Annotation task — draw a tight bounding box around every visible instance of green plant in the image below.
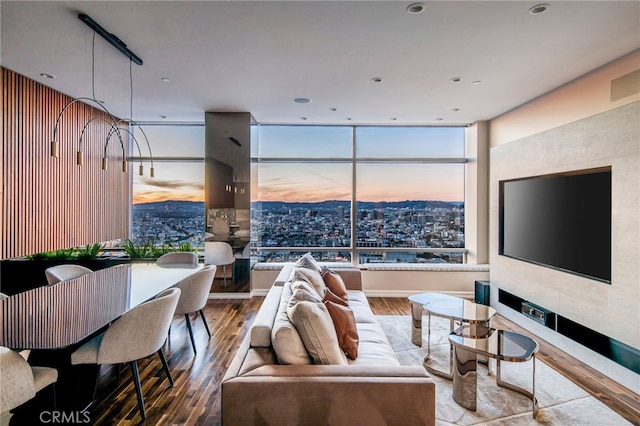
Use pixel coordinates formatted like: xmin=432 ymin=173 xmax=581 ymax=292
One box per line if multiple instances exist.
xmin=123 ymin=239 xmax=154 ymax=259
xmin=177 ymin=241 xmax=195 ymax=252
xmin=151 ymin=243 xmax=174 ymax=258
xmin=74 ymin=243 xmax=104 ymax=259
xmin=37 ymin=248 xmax=75 ymax=260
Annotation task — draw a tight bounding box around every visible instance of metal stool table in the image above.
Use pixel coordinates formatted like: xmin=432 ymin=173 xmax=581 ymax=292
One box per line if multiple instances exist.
xmin=449 ymin=326 xmax=539 ymax=418
xmin=408 ymin=293 xmax=496 ymax=379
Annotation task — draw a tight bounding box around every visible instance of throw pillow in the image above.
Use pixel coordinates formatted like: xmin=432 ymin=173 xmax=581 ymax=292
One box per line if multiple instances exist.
xmin=289 ymin=280 xmax=323 ymax=305
xmin=294 ymin=252 xmax=322 ymax=273
xmin=272 ymin=282 xmax=312 ymax=365
xmin=287 ymin=300 xmax=347 ymax=365
xmin=324 ymin=300 xmax=359 ymax=360
xmin=322 ymin=287 xmax=348 ymax=307
xmin=320 ymin=266 xmax=349 ymax=303
xmin=293 ymin=267 xmax=326 ymax=298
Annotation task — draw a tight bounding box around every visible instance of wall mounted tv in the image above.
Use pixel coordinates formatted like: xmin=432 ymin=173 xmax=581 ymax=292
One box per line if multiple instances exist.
xmin=499 ymin=167 xmax=611 ymax=284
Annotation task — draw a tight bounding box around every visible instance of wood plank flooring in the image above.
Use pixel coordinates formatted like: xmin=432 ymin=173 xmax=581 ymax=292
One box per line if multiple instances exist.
xmin=89 ymin=297 xmax=639 ymax=425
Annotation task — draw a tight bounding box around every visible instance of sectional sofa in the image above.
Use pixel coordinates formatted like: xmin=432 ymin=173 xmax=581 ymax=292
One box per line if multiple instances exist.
xmin=221 ymin=257 xmax=435 ymax=425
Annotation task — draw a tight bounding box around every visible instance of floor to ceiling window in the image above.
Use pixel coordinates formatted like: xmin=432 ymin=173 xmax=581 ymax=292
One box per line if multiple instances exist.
xmin=253 ymin=125 xmax=466 ymax=264
xmin=131 ymin=124 xmax=205 ymax=248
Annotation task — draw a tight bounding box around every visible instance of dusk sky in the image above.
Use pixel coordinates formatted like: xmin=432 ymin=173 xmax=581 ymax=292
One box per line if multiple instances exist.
xmin=133 ymin=125 xmax=464 ymax=204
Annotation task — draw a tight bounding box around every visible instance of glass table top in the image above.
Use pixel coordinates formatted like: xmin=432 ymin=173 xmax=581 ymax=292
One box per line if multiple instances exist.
xmin=449 ymin=326 xmax=539 ymax=362
xmin=409 ymin=293 xmax=496 ymax=323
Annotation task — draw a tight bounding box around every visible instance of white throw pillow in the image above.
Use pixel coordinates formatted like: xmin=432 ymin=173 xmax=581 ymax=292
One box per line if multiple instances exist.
xmin=294 ymin=252 xmax=322 ymax=273
xmin=287 ymin=300 xmax=347 ymax=365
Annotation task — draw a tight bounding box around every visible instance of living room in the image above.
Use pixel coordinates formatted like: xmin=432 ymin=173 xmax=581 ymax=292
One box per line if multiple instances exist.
xmin=1 ymin=1 xmax=638 ymax=425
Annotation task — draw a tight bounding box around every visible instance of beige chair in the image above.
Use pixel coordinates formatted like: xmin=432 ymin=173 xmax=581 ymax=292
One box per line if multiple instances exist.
xmin=156 ymin=252 xmax=198 ymax=267
xmin=204 ymin=242 xmax=235 ymax=288
xmin=211 ymin=219 xmax=230 ymax=236
xmin=70 ymin=288 xmax=181 ymax=421
xmin=44 ymin=264 xmax=92 ymax=285
xmin=173 ymin=266 xmax=217 ymax=354
xmin=0 ymin=346 xmax=58 ymax=414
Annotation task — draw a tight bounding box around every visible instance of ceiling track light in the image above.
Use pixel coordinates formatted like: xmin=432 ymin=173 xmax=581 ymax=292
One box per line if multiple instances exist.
xmin=78 ymin=14 xmax=143 ymax=65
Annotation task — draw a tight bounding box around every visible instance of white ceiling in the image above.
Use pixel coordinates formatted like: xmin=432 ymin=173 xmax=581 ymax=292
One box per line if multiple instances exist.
xmin=1 ymin=1 xmax=639 ymax=125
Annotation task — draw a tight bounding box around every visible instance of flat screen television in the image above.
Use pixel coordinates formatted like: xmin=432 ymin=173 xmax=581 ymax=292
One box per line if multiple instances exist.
xmin=499 ymin=167 xmax=611 ymax=283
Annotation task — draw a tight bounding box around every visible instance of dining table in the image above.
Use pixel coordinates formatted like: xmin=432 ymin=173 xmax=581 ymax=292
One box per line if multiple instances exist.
xmin=0 ymin=262 xmax=204 ymax=414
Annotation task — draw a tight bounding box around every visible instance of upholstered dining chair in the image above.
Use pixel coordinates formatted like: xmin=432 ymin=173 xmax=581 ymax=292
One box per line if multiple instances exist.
xmin=211 ymin=219 xmax=230 ymax=236
xmin=0 ymin=292 xmax=8 ymax=300
xmin=0 ymin=346 xmax=58 ymax=415
xmin=44 ymin=264 xmax=92 ymax=285
xmin=204 ymin=242 xmax=235 ymax=288
xmin=172 ymin=265 xmax=217 ymax=354
xmin=70 ymin=287 xmax=181 ymax=421
xmin=156 ymin=251 xmax=199 ymax=267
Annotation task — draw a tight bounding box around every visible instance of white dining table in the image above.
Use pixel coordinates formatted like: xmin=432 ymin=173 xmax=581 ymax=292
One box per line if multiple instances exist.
xmin=0 ymin=262 xmax=203 ymax=349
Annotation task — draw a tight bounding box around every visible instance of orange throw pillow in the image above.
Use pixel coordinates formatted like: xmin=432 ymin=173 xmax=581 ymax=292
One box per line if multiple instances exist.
xmin=324 ymin=300 xmax=359 ymax=360
xmin=322 ymin=287 xmax=348 ymax=307
xmin=320 ymin=267 xmax=348 ymax=303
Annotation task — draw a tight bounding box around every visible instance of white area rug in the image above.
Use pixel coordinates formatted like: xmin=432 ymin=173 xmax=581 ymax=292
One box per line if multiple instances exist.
xmin=377 ymin=315 xmax=631 ymax=426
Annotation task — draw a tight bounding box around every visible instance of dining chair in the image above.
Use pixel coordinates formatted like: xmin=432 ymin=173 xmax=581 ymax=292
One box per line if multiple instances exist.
xmin=0 ymin=346 xmax=58 ymax=414
xmin=70 ymin=287 xmax=181 ymax=421
xmin=0 ymin=292 xmax=8 ymax=299
xmin=173 ymin=265 xmax=217 ymax=354
xmin=204 ymin=242 xmax=235 ymax=288
xmin=44 ymin=264 xmax=92 ymax=285
xmin=233 ymin=243 xmax=251 ymax=277
xmin=211 ymin=219 xmax=230 ymax=236
xmin=156 ymin=251 xmax=199 ymax=267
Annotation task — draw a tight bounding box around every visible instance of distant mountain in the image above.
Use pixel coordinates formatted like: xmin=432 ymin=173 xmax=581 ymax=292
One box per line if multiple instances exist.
xmin=132 ymin=199 xmax=462 ymax=212
xmin=133 ymin=200 xmax=205 ymax=214
xmin=252 ymin=200 xmax=462 ymax=211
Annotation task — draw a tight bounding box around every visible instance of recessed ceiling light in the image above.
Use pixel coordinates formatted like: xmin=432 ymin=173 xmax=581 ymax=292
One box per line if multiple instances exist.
xmin=40 ymin=73 xmax=55 ymax=79
xmin=371 ymin=77 xmax=383 ymax=83
xmin=345 ymin=117 xmax=352 ymax=121
xmin=329 ymin=107 xmax=337 ymax=112
xmin=472 ymin=80 xmax=482 ymax=85
xmin=450 ymin=77 xmax=462 ymax=83
xmin=300 ymin=116 xmax=307 ymax=120
xmin=161 ymin=77 xmax=171 ymax=82
xmin=451 ymin=108 xmax=460 ymax=112
xmin=435 ymin=118 xmax=443 ymax=121
xmin=390 ymin=117 xmax=397 ymax=121
xmin=294 ymin=97 xmax=311 ymax=104
xmin=159 ymin=115 xmax=167 ymax=119
xmin=529 ymin=3 xmax=550 ymax=15
xmin=406 ymin=3 xmax=425 ymax=14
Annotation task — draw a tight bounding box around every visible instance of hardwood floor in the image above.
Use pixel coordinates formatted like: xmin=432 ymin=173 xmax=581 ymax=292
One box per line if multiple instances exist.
xmin=89 ymin=297 xmax=640 ymax=425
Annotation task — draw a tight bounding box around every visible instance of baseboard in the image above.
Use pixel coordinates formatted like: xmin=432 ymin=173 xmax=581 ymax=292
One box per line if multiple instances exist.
xmin=363 ymin=290 xmax=474 ymax=299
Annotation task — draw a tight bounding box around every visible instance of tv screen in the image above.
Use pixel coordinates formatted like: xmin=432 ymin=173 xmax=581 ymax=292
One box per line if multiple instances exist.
xmin=499 ymin=168 xmax=611 ymax=283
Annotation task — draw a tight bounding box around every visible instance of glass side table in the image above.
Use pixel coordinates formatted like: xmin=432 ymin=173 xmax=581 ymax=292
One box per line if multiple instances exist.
xmin=408 ymin=293 xmax=496 ymax=379
xmin=449 ymin=326 xmax=539 ymax=418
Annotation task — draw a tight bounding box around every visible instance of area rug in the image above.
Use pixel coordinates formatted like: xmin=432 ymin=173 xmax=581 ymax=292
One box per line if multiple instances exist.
xmin=377 ymin=315 xmax=631 ymax=426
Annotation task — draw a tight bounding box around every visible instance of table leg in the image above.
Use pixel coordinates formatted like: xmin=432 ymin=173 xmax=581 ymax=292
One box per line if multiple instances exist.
xmin=410 ymin=301 xmax=423 ymax=346
xmin=496 ymin=355 xmax=539 ymax=418
xmin=451 ymin=345 xmax=478 ymax=411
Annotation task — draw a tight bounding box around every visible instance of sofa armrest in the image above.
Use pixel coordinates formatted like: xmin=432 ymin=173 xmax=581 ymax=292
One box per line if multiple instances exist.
xmin=222 ymin=365 xmax=435 ymax=426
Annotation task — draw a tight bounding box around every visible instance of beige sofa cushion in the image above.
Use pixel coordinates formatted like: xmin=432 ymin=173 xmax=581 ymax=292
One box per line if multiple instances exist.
xmin=287 ymin=300 xmax=347 ymax=365
xmin=293 ymin=267 xmax=326 ymax=297
xmin=348 ymin=323 xmax=401 ymax=367
xmin=271 ymin=282 xmax=312 ymax=365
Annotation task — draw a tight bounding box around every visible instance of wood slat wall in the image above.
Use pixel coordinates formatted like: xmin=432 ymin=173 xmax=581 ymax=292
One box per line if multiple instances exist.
xmin=1 ymin=68 xmax=130 ymax=259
